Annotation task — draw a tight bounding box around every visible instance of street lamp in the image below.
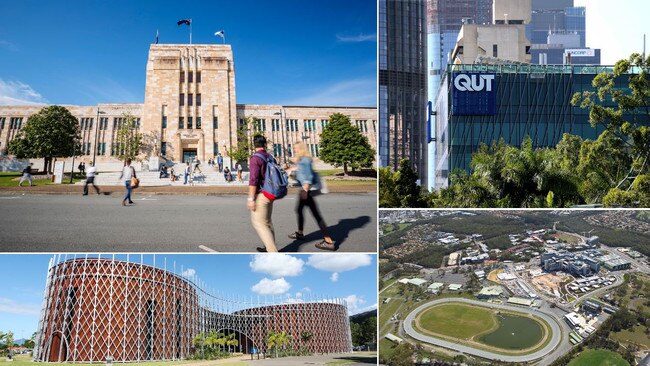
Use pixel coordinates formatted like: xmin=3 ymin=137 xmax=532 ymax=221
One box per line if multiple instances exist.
xmin=92 ymin=108 xmax=106 ymax=166
xmin=273 ymin=110 xmax=287 ymax=164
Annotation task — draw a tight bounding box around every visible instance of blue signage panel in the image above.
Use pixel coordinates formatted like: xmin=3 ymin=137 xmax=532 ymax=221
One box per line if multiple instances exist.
xmin=451 ymin=73 xmax=497 ymax=115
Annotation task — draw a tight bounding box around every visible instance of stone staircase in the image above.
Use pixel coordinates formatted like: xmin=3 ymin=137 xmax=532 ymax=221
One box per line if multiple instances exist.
xmin=77 ymin=164 xmax=248 ymax=187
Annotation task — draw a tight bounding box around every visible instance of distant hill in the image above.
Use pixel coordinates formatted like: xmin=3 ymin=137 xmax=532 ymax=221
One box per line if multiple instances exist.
xmin=350 ymin=309 xmax=376 ymax=322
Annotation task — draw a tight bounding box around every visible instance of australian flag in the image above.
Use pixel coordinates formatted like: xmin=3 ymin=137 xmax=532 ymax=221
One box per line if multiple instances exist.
xmin=177 ymin=19 xmax=191 ymax=26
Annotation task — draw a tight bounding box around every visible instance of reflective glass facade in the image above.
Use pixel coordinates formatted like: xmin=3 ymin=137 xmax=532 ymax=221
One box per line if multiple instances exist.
xmin=426 ymin=0 xmax=492 ymax=188
xmin=433 ymin=64 xmax=650 ymax=189
xmin=379 ymin=0 xmax=428 ymax=183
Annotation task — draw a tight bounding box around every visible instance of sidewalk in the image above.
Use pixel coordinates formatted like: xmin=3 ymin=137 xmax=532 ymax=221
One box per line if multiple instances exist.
xmin=0 ymin=183 xmax=376 ymax=195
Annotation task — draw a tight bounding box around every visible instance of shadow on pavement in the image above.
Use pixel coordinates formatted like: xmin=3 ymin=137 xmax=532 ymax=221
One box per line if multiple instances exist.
xmin=279 ymin=215 xmax=372 ymax=252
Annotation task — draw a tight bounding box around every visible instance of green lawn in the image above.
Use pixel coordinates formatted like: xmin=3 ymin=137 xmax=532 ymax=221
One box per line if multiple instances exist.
xmin=416 ymin=303 xmax=496 ymax=339
xmin=0 ymin=172 xmax=83 ymax=186
xmin=567 ymin=349 xmax=630 ymax=366
xmin=0 ymin=354 xmax=244 ymax=366
xmin=611 ymin=325 xmax=650 ymax=349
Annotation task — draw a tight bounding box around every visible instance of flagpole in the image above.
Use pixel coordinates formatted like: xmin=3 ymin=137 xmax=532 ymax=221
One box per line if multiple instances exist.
xmin=190 ymin=19 xmax=192 ymax=44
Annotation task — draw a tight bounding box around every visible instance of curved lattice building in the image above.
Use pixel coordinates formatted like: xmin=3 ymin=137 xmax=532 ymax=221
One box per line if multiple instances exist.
xmin=33 ymin=256 xmax=352 ymax=363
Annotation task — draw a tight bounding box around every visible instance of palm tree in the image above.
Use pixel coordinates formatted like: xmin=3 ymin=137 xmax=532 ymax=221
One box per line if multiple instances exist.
xmin=225 ymin=333 xmax=239 ymax=353
xmin=300 ymin=331 xmax=312 ymax=351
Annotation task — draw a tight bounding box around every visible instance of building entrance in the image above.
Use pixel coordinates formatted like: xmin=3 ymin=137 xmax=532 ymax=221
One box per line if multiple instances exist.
xmin=182 ymin=149 xmax=197 ymax=163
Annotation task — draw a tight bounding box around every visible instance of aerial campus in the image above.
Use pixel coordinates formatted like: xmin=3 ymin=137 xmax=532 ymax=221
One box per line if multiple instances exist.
xmin=379 ymin=210 xmax=650 ymax=366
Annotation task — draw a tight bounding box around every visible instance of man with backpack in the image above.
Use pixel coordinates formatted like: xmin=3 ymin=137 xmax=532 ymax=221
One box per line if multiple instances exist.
xmin=248 ymin=135 xmax=287 ymax=252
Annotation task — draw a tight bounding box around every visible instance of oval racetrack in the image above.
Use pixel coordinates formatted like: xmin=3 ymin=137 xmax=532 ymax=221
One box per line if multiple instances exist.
xmin=403 ymin=298 xmax=563 ymax=363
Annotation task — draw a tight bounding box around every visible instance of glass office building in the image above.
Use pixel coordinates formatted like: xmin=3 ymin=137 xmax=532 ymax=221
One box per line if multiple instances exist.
xmin=379 ymin=0 xmax=428 ymax=183
xmin=432 ymin=64 xmax=650 ymax=189
xmin=426 ymin=0 xmax=492 ymax=188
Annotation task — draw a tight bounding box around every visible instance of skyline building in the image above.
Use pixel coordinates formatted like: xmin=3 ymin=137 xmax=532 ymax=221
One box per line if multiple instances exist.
xmin=426 ymin=0 xmax=492 ymax=189
xmin=379 ymin=0 xmax=428 ymax=184
xmin=432 ymin=64 xmax=650 ymax=189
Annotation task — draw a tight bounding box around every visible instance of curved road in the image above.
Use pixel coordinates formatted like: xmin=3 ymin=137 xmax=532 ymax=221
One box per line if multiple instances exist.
xmin=403 ymin=298 xmax=563 ymax=363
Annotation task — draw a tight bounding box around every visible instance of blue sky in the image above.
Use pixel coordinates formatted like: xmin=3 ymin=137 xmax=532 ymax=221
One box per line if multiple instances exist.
xmin=0 ymin=254 xmax=377 ymax=340
xmin=574 ymin=0 xmax=650 ymax=65
xmin=0 ymin=0 xmax=376 ymax=107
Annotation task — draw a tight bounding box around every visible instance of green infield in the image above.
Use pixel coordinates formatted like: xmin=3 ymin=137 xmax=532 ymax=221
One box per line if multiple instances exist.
xmin=413 ymin=301 xmax=551 ymax=355
xmin=567 ymin=348 xmax=630 ymax=366
xmin=417 ymin=303 xmax=497 ymax=339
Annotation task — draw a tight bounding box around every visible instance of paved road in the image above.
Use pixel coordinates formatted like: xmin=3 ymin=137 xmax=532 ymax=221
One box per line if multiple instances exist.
xmin=246 ymin=352 xmax=377 ymax=365
xmin=403 ymin=298 xmax=563 ymax=364
xmin=0 ymin=193 xmax=376 ymax=252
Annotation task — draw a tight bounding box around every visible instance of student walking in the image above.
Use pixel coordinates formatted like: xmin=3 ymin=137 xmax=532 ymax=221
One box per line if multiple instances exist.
xmin=248 ymin=135 xmax=278 ymax=253
xmin=217 ymin=153 xmax=224 ymax=172
xmin=78 ymin=162 xmax=86 ymax=176
xmin=236 ymin=162 xmax=243 ymax=182
xmin=83 ymin=163 xmax=100 ymax=195
xmin=18 ymin=163 xmax=34 ymax=186
xmin=184 ymin=162 xmax=191 ymax=184
xmin=288 ymin=142 xmax=335 ymax=250
xmin=119 ymin=159 xmax=136 ymax=206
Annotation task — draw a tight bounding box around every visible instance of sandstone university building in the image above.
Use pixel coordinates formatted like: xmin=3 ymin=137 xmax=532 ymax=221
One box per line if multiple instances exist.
xmin=0 ymin=44 xmax=376 ymax=168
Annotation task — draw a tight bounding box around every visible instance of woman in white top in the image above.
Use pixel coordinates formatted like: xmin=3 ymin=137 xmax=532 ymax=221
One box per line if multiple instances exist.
xmin=119 ymin=158 xmax=136 ymax=206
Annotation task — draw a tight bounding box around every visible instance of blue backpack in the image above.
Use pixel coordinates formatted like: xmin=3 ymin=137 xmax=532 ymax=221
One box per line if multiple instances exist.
xmin=253 ymin=153 xmax=288 ymax=201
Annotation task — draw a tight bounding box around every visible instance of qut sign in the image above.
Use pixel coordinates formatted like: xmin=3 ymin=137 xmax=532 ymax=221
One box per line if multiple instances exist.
xmin=452 ymin=72 xmax=497 ymax=115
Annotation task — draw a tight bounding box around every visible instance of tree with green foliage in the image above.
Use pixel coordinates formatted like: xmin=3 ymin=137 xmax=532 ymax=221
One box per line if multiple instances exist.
xmin=266 ymin=331 xmax=291 ymax=358
xmin=319 ymin=113 xmax=375 ymax=174
xmin=388 ymin=342 xmax=414 ymax=366
xmin=113 ymin=113 xmax=143 ymax=163
xmin=7 ymin=105 xmax=80 ymax=173
xmin=228 ymin=117 xmax=264 ymax=167
xmin=572 ymin=52 xmax=650 ymax=206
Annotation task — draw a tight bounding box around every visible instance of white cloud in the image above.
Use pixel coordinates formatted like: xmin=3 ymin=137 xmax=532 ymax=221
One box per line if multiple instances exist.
xmin=181 ymin=268 xmax=196 ymax=278
xmin=0 ymin=79 xmax=48 ymax=106
xmin=330 ymin=272 xmax=339 ymax=282
xmin=307 ymin=254 xmax=373 ymax=273
xmin=287 ymin=78 xmax=376 ymax=107
xmin=251 ymin=277 xmax=291 ymax=295
xmin=302 ymin=287 xmax=311 ymax=292
xmin=250 ymin=254 xmax=304 ymax=277
xmin=336 ymin=33 xmax=377 ymax=43
xmin=342 ymin=295 xmax=378 ymax=315
xmin=0 ymin=298 xmax=41 ymax=315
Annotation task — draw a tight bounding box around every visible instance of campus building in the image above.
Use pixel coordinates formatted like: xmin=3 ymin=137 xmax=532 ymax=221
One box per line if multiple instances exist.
xmin=379 ymin=0 xmax=428 ymax=184
xmin=33 ymin=256 xmax=352 ymax=363
xmin=431 ymin=64 xmax=650 ymax=189
xmin=0 ymin=44 xmax=376 ymax=170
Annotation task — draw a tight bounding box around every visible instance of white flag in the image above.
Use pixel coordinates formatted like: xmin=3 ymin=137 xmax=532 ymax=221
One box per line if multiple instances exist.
xmin=214 ymin=30 xmax=225 ymax=38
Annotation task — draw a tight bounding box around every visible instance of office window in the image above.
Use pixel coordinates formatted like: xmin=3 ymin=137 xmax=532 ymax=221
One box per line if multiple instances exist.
xmin=188 ymin=71 xmax=193 ymax=83
xmin=273 ymin=143 xmax=283 ymax=157
xmin=187 ymin=117 xmax=193 ymax=129
xmin=315 ymin=143 xmax=319 ymax=157
xmin=188 ymin=94 xmax=193 ymax=106
xmin=179 ymin=117 xmax=184 ymax=129
xmin=213 ymin=142 xmax=219 ymax=156
xmin=196 ymin=117 xmax=201 ymax=129
xmin=162 ymin=116 xmax=167 ymax=129
xmin=196 ymin=94 xmax=201 ymax=106
xmin=372 ymin=120 xmax=376 ymax=132
xmin=99 ymin=117 xmax=108 ymax=130
xmin=287 ymin=144 xmax=293 ymax=157
xmin=286 ymin=119 xmax=298 ymax=132
xmin=161 ymin=142 xmax=167 ymax=156
xmin=135 ymin=118 xmax=141 ymax=128
xmin=493 ymin=44 xmax=498 ymax=57
xmin=213 ymin=116 xmax=218 ymax=129
xmin=180 ymin=93 xmax=185 ymax=106
xmin=97 ymin=143 xmax=106 ymax=156
xmin=196 ymin=71 xmax=201 ymax=83
xmin=0 ymin=117 xmax=5 ymax=129
xmin=255 ymin=119 xmax=266 ymax=132
xmin=321 ymin=119 xmax=329 ymax=129
xmin=239 ymin=118 xmax=246 ymax=128
xmin=271 ymin=119 xmax=279 ymax=131
xmin=180 ymin=71 xmax=185 ymax=83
